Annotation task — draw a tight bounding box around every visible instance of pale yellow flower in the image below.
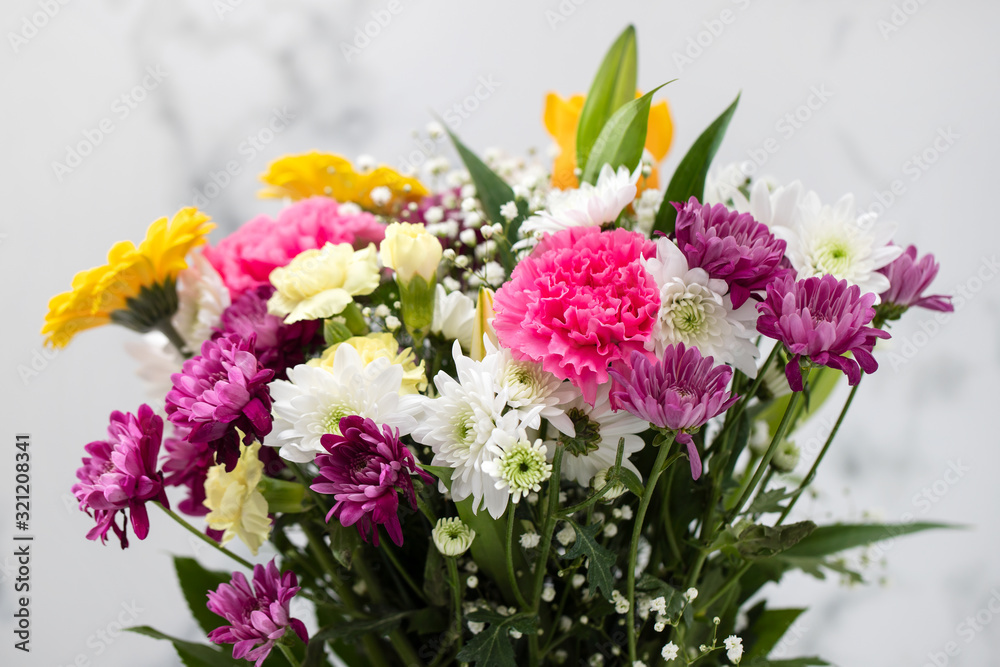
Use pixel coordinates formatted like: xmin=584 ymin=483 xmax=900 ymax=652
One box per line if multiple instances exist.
xmin=310 ymin=332 xmax=427 ymax=394
xmin=268 ymin=242 xmax=380 ymax=323
xmin=379 ymin=222 xmax=443 ymax=283
xmin=204 ymin=441 xmax=271 ymax=555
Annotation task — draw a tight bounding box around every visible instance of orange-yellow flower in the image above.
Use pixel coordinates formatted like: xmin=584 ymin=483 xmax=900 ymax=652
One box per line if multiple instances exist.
xmin=42 ymin=208 xmax=214 ymax=348
xmin=258 ymin=151 xmax=428 ymax=215
xmin=543 ymin=92 xmax=674 ymax=191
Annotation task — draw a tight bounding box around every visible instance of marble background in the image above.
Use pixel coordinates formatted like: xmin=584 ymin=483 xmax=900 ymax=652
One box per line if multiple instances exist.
xmin=2 ymin=0 xmax=998 ymax=665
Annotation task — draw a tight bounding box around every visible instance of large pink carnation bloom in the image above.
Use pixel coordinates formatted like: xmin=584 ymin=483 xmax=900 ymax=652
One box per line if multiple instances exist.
xmin=204 ymin=197 xmax=386 ymax=297
xmin=493 ymin=227 xmax=659 ymax=405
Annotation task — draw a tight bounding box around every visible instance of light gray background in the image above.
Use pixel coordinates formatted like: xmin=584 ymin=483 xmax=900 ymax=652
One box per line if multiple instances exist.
xmin=2 ymin=1 xmax=998 ymax=665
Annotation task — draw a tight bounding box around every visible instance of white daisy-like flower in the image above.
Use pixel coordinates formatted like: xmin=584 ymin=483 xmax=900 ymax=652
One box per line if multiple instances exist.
xmin=267 ymin=345 xmax=419 ymax=463
xmin=772 ymin=189 xmax=903 ymax=296
xmin=643 ymin=237 xmax=759 ymax=376
xmin=482 ymin=413 xmax=552 ymax=503
xmin=172 ymin=251 xmax=231 ymax=351
xmin=519 ymin=164 xmax=639 ymax=240
xmin=481 ymin=339 xmax=577 ymax=432
xmin=431 ymin=284 xmax=475 ymax=350
xmin=549 ymin=384 xmax=648 ymax=487
xmin=724 ymin=635 xmax=743 ymax=664
xmin=411 ymin=342 xmax=532 ymax=518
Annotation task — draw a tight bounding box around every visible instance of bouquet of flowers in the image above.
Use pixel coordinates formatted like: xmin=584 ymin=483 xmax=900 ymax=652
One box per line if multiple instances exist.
xmin=48 ymin=26 xmax=955 ymax=667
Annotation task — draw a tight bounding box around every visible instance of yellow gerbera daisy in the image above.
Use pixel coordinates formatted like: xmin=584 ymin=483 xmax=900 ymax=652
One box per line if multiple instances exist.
xmin=42 ymin=208 xmax=214 ymax=348
xmin=258 ymin=151 xmax=428 ymax=215
xmin=543 ymin=91 xmax=674 ymax=192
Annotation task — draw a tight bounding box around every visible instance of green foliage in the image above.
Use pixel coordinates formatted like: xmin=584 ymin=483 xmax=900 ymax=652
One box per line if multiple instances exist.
xmin=580 ymin=85 xmax=669 ymax=184
xmin=125 ymin=626 xmax=244 ymax=667
xmin=780 ymin=522 xmax=956 ymax=559
xmin=576 ymin=25 xmax=638 ymax=170
xmin=743 ymin=604 xmax=806 ymax=661
xmin=173 ymin=557 xmax=232 ymax=635
xmin=455 ymin=611 xmax=538 ymax=666
xmin=735 ymin=521 xmax=817 ymax=559
xmin=653 ymin=93 xmax=740 ymax=235
xmin=560 ymin=520 xmax=618 ymax=600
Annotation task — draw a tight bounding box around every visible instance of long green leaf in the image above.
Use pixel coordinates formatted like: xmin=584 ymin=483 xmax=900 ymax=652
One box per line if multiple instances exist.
xmin=173 ymin=557 xmax=233 ymax=635
xmin=653 ymin=93 xmax=740 ymax=235
xmin=745 ymin=607 xmax=806 ymax=660
xmin=580 ymin=84 xmax=669 ymax=185
xmin=780 ymin=522 xmax=958 ymax=559
xmin=126 ymin=626 xmax=244 ymax=667
xmin=736 ymin=521 xmax=816 ymax=560
xmin=576 ymin=25 xmax=638 ymax=169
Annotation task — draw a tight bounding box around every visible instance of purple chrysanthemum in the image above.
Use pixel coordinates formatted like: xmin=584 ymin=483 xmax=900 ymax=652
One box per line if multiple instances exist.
xmin=214 ymin=285 xmax=323 ymax=380
xmin=165 ymin=334 xmax=274 ymax=471
xmin=72 ymin=404 xmax=169 ymax=548
xmin=877 ymin=244 xmax=953 ymax=316
xmin=161 ymin=427 xmax=215 ymax=516
xmin=207 ymin=559 xmax=308 ymax=666
xmin=757 ymin=274 xmax=890 ymax=391
xmin=311 ymin=415 xmax=432 ymax=546
xmin=610 ymin=347 xmax=738 ymax=479
xmin=674 ymin=197 xmax=793 ymax=308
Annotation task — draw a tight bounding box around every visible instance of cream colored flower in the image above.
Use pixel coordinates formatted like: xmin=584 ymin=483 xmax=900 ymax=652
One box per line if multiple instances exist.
xmin=204 ymin=441 xmax=271 ymax=555
xmin=268 ymin=242 xmax=380 ymax=323
xmin=379 ymin=222 xmax=443 ymax=283
xmin=309 ymin=332 xmax=427 ymax=394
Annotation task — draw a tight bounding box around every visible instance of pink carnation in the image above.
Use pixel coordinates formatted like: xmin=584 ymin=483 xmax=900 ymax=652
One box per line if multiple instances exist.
xmin=204 ymin=197 xmax=386 ymax=297
xmin=493 ymin=227 xmax=660 ymax=405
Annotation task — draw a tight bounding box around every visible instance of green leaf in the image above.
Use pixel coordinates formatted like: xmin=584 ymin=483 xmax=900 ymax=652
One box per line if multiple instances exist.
xmin=560 ymin=520 xmax=617 ymax=600
xmin=445 ymin=128 xmax=529 ymax=274
xmin=653 ymin=93 xmax=740 ymax=236
xmin=326 ymin=521 xmax=361 ymax=570
xmin=456 ymin=612 xmax=538 ymax=666
xmin=420 ymin=465 xmax=455 ymax=482
xmin=746 ymin=486 xmax=795 ymax=516
xmin=259 ymin=476 xmax=308 ymax=514
xmin=576 ymin=25 xmax=638 ymax=170
xmin=423 ymin=541 xmax=449 ymax=606
xmin=736 ymin=521 xmax=816 ymax=560
xmin=635 ymin=574 xmax=686 ymax=619
xmin=780 ymin=522 xmax=958 ymax=559
xmin=745 ymin=607 xmax=806 ymax=660
xmin=580 ymin=84 xmax=670 ymax=185
xmin=172 ymin=557 xmax=233 ymax=635
xmin=323 ymin=318 xmax=353 ymax=346
xmin=126 ymin=626 xmax=244 ymax=667
xmin=760 ymin=365 xmax=841 ymax=438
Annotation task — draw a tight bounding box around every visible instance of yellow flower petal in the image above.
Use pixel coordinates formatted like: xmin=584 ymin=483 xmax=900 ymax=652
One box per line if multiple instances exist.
xmin=311 ymin=332 xmax=427 ymax=394
xmin=268 ymin=242 xmax=380 ymax=323
xmin=204 ymin=441 xmax=271 ymax=556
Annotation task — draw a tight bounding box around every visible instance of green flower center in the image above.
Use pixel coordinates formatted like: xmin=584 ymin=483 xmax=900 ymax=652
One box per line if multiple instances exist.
xmin=498 ymin=442 xmax=550 ymax=492
xmin=561 ymin=408 xmax=602 ymax=457
xmin=670 ymin=298 xmax=706 ymax=335
xmin=323 ymin=404 xmax=353 ymax=434
xmin=452 ymin=407 xmax=476 ymax=448
xmin=813 ymin=238 xmax=854 ymax=276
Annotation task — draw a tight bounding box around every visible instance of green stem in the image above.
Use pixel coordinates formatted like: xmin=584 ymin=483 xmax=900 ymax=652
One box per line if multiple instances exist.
xmin=354 ymin=551 xmax=423 ymax=667
xmin=728 ymin=368 xmax=811 ymax=520
xmin=277 ymin=642 xmax=301 ymax=667
xmin=506 ymin=509 xmax=530 ymax=609
xmin=446 ymin=556 xmax=464 ymax=655
xmin=528 ymin=444 xmax=564 ymax=667
xmin=384 ymin=543 xmax=428 ymax=603
xmin=627 ymin=434 xmax=675 ymax=664
xmin=712 ymin=343 xmax=782 ymax=450
xmin=695 ymin=562 xmax=751 ymax=616
xmin=154 ymin=317 xmax=191 ymax=357
xmin=660 ymin=464 xmax=684 ymax=567
xmin=777 ymin=381 xmax=861 ymax=524
xmin=155 ymin=502 xmax=254 ymax=570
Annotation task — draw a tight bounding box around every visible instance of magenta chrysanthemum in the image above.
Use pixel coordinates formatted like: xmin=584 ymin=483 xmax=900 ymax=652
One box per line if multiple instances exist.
xmin=674 ymin=197 xmax=793 ymax=308
xmin=756 ymin=274 xmax=890 ymax=391
xmin=610 ymin=347 xmax=738 ymax=479
xmin=207 ymin=559 xmax=308 ymax=666
xmin=493 ymin=226 xmax=660 ymax=405
xmin=311 ymin=415 xmax=432 ymax=547
xmin=161 ymin=427 xmax=214 ymax=516
xmin=72 ymin=404 xmax=169 ymax=548
xmin=165 ymin=334 xmax=274 ymax=471
xmin=214 ymin=285 xmax=323 ymax=379
xmin=204 ymin=196 xmax=386 ymax=297
xmin=877 ymin=244 xmax=953 ymax=315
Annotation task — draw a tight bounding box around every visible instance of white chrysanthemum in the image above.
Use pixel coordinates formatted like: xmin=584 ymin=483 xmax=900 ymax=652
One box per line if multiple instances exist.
xmin=411 ymin=342 xmax=535 ymax=518
xmin=703 ymin=162 xmax=752 ymax=207
xmin=431 ymin=284 xmax=475 ymax=350
xmin=124 ymin=331 xmax=183 ymax=411
xmin=172 ymin=251 xmax=231 ymax=351
xmin=482 ymin=413 xmax=552 ymax=503
xmin=772 ymin=189 xmax=903 ymax=297
xmin=519 ymin=164 xmax=638 ymax=240
xmin=481 ymin=339 xmax=577 ymax=433
xmin=432 ymin=517 xmax=476 ymax=557
xmin=643 ymin=237 xmax=759 ymax=376
xmin=550 ymin=384 xmax=648 ymax=487
xmin=267 ymin=344 xmax=419 ymax=463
